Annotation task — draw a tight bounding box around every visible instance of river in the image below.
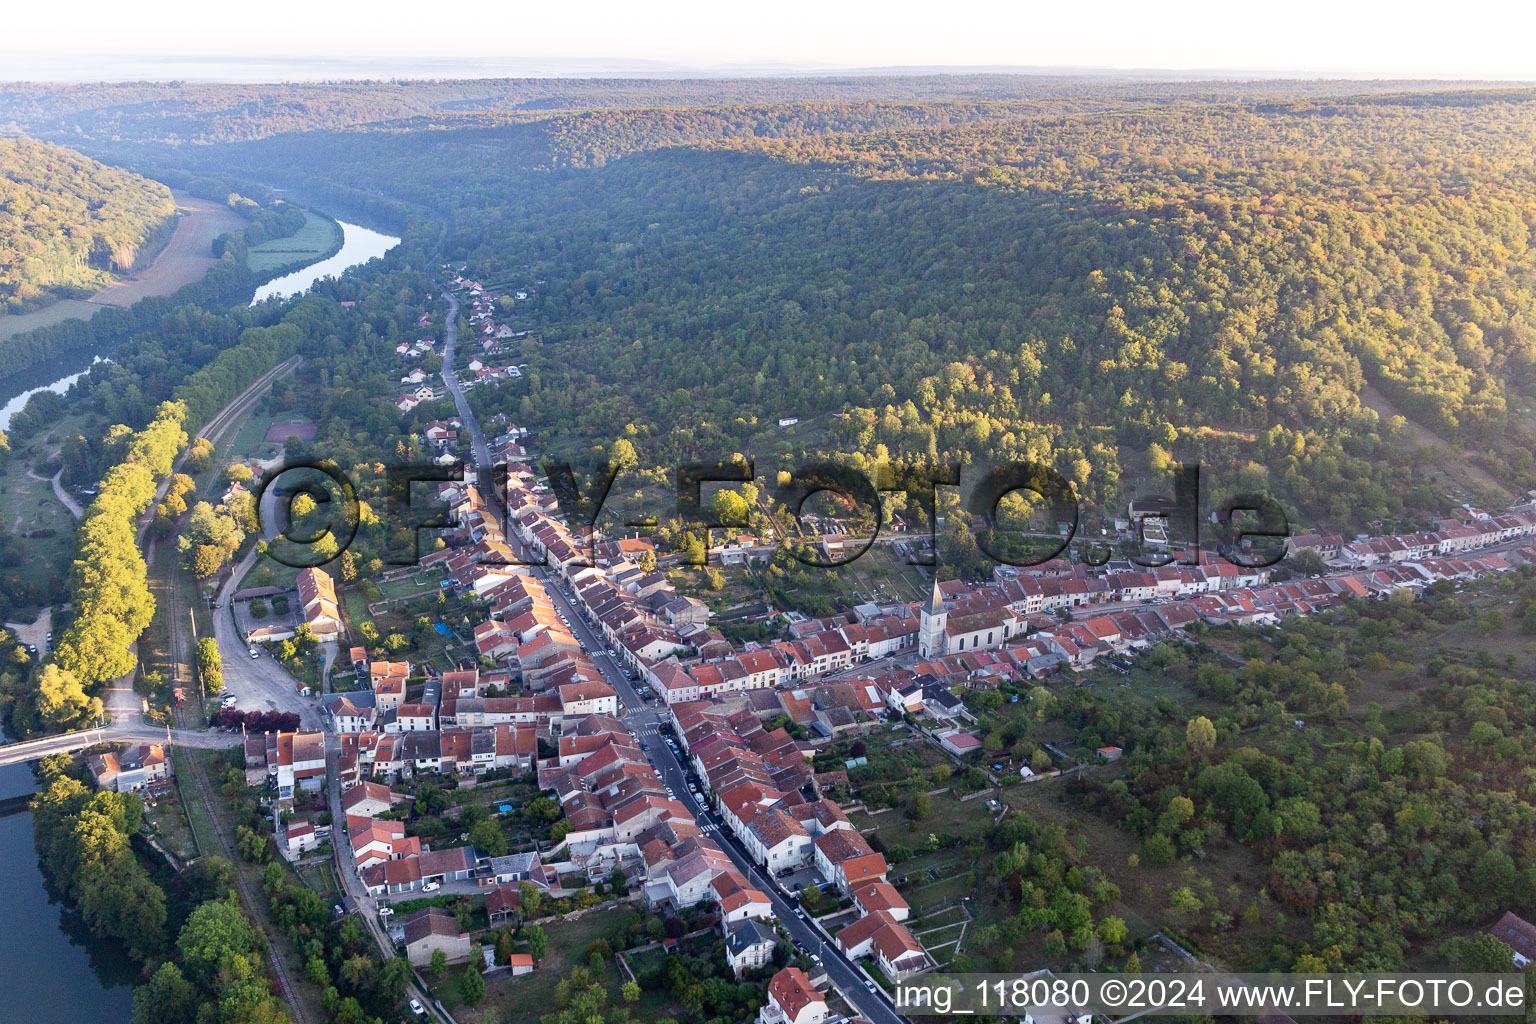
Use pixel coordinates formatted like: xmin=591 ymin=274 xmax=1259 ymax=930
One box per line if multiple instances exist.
xmin=250 ymin=219 xmax=400 ymax=304
xmin=0 ymin=355 xmax=104 ymax=432
xmin=0 ymin=218 xmax=401 ymax=430
xmin=0 ymin=753 xmax=140 ymax=1022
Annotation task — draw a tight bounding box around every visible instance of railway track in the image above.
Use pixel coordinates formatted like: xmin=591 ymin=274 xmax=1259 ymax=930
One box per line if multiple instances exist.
xmin=184 ymin=741 xmax=314 ymax=1024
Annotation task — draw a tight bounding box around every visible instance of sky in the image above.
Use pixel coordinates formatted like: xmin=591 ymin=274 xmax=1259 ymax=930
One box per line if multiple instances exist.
xmin=7 ymin=0 xmax=1536 ymax=80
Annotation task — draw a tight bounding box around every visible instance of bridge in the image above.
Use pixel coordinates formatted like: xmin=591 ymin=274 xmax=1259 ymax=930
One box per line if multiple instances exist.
xmin=0 ymin=725 xmax=240 ymax=768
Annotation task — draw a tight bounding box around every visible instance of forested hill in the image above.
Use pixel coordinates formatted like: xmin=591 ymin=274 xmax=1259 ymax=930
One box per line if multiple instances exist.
xmin=0 ymin=75 xmax=1522 ymax=144
xmin=23 ymin=81 xmax=1536 ymax=532
xmin=0 ymin=135 xmax=175 ymax=312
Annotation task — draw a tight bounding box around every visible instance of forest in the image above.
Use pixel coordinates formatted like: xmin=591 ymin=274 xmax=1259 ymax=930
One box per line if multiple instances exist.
xmin=118 ymin=86 xmax=1536 ymax=532
xmin=0 ymin=136 xmax=175 ymax=312
xmin=10 ymin=81 xmax=1536 ymax=530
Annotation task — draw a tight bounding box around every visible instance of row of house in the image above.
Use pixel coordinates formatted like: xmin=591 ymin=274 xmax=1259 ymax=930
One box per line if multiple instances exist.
xmin=667 ymin=698 xmax=933 ymax=980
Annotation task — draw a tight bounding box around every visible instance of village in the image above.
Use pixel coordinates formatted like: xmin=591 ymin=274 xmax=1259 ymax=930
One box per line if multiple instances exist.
xmin=86 ymin=272 xmax=1536 ymax=1024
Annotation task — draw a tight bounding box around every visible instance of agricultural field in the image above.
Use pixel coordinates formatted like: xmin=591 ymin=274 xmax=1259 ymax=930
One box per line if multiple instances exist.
xmin=91 ymin=192 xmax=246 ymax=306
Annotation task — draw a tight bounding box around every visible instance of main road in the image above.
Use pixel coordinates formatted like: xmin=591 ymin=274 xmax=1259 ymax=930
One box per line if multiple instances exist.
xmin=436 ymin=282 xmax=907 ymax=1024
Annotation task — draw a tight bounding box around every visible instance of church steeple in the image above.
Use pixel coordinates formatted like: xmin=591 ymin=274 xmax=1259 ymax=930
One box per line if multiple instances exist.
xmin=925 ymin=577 xmax=945 ymax=614
xmin=919 ymin=578 xmax=948 ymax=657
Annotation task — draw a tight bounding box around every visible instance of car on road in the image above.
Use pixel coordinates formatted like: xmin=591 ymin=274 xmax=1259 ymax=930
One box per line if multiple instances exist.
xmin=378 ymin=906 xmax=395 ymax=917
xmin=409 ymin=998 xmax=427 ymax=1019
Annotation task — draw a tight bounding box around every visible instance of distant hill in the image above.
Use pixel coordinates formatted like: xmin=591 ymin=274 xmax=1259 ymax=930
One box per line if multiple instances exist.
xmin=0 ymin=136 xmax=175 ymax=313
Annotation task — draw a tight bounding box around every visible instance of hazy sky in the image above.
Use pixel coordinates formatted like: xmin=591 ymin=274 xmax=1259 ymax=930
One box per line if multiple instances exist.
xmin=11 ymin=0 xmax=1536 ymax=79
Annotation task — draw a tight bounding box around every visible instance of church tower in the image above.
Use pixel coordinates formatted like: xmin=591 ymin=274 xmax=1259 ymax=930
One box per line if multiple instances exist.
xmin=918 ymin=578 xmax=948 ymax=658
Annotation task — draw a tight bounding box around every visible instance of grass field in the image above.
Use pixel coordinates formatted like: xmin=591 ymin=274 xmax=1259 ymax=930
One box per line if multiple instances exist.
xmin=0 ymin=299 xmax=103 ymax=340
xmin=294 ymin=860 xmax=340 ymax=899
xmin=172 ymin=747 xmax=217 ymax=856
xmin=0 ymin=465 xmax=76 ymax=590
xmin=92 ymin=192 xmax=247 ymax=307
xmin=145 ymin=790 xmax=199 ymax=862
xmin=247 ymin=211 xmax=342 ymax=274
xmin=469 ymin=905 xmax=641 ymax=1023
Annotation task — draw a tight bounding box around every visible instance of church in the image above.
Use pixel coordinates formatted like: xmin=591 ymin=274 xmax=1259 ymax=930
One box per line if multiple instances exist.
xmin=918 ymin=579 xmax=1022 ymax=658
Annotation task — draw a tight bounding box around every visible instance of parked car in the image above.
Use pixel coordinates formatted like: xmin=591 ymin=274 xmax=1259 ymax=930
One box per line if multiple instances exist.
xmin=422 ymin=881 xmax=441 ymax=892
xmin=409 ymin=998 xmax=427 ymax=1019
xmin=378 ymin=906 xmax=395 ymax=917
xmin=249 ymin=647 xmax=260 ymax=659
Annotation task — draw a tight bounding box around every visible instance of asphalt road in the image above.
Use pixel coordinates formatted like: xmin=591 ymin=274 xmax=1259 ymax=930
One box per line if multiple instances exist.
xmin=438 ymin=289 xmax=493 ymax=472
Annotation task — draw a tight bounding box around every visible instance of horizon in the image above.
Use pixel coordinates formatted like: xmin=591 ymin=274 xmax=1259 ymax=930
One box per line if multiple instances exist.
xmin=2 ymin=54 xmax=1534 ymax=86
xmin=7 ymin=0 xmax=1536 ymax=83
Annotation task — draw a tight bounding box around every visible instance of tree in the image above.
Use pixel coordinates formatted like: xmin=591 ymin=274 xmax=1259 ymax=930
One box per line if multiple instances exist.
xmin=461 ymin=967 xmax=487 ymax=1006
xmin=1097 ymin=916 xmax=1128 ymax=947
xmin=36 ymin=663 xmax=101 ymax=727
xmin=609 ymin=437 xmax=639 ymax=474
xmin=909 ymin=792 xmax=933 ymax=821
xmin=177 ymin=501 xmax=245 ymax=577
xmin=469 ymin=817 xmax=507 ymax=858
xmin=622 ymin=980 xmax=641 ymax=1003
xmin=1186 ymin=716 xmax=1217 ymax=755
xmin=429 ymin=948 xmax=448 ymax=976
xmin=527 ymin=924 xmax=548 ymax=961
xmin=196 ymin=637 xmax=223 ymax=692
xmin=1140 ymin=834 xmax=1176 ymax=868
xmin=177 ymin=897 xmax=260 ymax=989
xmin=1457 ymin=933 xmax=1515 ymax=973
xmin=133 ymin=961 xmax=197 ymax=1024
xmin=711 ymin=488 xmax=751 ymax=527
xmin=186 ymin=437 xmax=216 ymax=473
xmin=520 ymin=881 xmax=542 ymax=919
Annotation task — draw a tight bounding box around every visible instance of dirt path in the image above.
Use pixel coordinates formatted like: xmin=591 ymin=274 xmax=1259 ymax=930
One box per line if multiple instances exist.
xmin=90 ymin=191 xmax=247 ymax=308
xmin=49 ymin=470 xmax=82 ymax=518
xmin=25 ymin=466 xmax=82 ymax=519
xmin=1361 ymin=383 xmax=1513 ymax=503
